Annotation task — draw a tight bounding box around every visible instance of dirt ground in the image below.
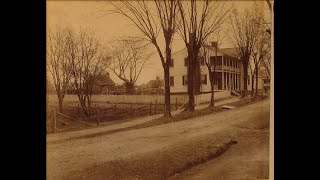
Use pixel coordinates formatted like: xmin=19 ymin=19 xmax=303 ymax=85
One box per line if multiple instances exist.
xmin=46 ymin=99 xmax=270 ymax=180
xmin=168 ymin=126 xmax=269 ymax=180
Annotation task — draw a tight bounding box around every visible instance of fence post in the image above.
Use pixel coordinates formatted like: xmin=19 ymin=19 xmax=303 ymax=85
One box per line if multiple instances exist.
xmin=150 ymin=102 xmax=152 ymax=116
xmin=53 ymin=109 xmax=56 ymax=133
xmin=77 ymin=104 xmax=80 ymax=118
xmin=134 ymin=105 xmax=136 ymax=116
xmin=114 ymin=104 xmax=117 ymax=112
xmin=155 ymin=100 xmax=157 ymax=114
xmin=175 ymin=97 xmax=178 ymax=110
xmin=96 ymin=105 xmax=100 ymax=125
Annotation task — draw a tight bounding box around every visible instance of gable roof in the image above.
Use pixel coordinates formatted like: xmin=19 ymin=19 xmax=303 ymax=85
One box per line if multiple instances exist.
xmin=146 ymin=79 xmax=164 ymax=88
xmin=97 ymin=73 xmax=115 ymax=86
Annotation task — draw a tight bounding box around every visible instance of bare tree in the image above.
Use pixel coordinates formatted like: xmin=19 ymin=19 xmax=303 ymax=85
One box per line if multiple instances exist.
xmin=177 ymin=0 xmax=231 ymax=111
xmin=252 ymin=25 xmax=271 ymax=98
xmin=47 ymin=26 xmax=72 ymax=113
xmin=229 ymin=9 xmax=259 ymax=97
xmin=260 ymin=45 xmax=271 ymax=79
xmin=110 ymin=0 xmax=179 ymax=119
xmin=67 ymin=28 xmax=111 ymax=118
xmin=110 ymin=39 xmax=151 ymax=94
xmin=200 ymin=30 xmax=226 ymax=108
xmin=249 ymin=63 xmax=255 ymax=96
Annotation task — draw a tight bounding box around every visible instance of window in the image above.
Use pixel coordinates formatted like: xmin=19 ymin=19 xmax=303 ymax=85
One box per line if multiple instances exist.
xmin=201 ymin=75 xmax=207 ymax=85
xmin=184 ymin=57 xmax=188 ymax=66
xmin=210 ymin=56 xmax=222 ymax=66
xmin=170 ymin=76 xmax=174 ymax=86
xmin=169 ymin=59 xmax=174 ymax=67
xmin=182 ymin=75 xmax=188 ymax=85
xmin=199 ymin=56 xmax=205 ymax=66
xmin=210 ymin=57 xmax=215 ymax=65
xmin=248 ymin=75 xmax=250 ymax=85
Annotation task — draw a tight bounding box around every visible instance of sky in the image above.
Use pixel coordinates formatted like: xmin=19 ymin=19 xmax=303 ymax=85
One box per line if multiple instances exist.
xmin=47 ymin=0 xmax=270 ymax=86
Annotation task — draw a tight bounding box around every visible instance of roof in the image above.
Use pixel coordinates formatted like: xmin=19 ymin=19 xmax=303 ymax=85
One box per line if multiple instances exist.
xmin=172 ymin=47 xmax=240 ymax=59
xmin=258 ymin=68 xmax=270 ymax=78
xmin=219 ymin=48 xmax=240 ymax=58
xmin=97 ymin=73 xmax=115 ymax=86
xmin=146 ymin=79 xmax=164 ymax=88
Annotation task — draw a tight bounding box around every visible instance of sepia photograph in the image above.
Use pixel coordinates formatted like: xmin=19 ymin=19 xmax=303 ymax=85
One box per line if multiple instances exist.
xmin=46 ymin=0 xmax=274 ymax=179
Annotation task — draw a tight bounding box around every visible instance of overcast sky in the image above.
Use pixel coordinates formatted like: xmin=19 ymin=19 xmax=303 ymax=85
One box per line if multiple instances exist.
xmin=47 ymin=1 xmax=270 ymax=85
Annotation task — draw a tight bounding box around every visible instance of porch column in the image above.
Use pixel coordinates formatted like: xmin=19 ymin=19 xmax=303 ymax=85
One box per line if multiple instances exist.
xmin=238 ymin=74 xmax=240 ymax=90
xmin=222 ymin=57 xmax=224 ymax=90
xmin=236 ymin=74 xmax=238 ymax=90
xmin=233 ymin=74 xmax=236 ymax=90
xmin=225 ymin=72 xmax=228 ymax=90
xmin=231 ymin=73 xmax=233 ymax=90
xmin=230 ymin=73 xmax=233 ymax=90
xmin=229 ymin=72 xmax=231 ymax=90
xmin=231 ymin=73 xmax=234 ymax=90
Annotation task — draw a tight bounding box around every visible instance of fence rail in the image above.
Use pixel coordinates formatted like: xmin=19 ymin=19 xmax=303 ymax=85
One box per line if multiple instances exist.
xmin=48 ymin=91 xmax=231 ymax=105
xmin=47 ymin=91 xmax=232 ymax=133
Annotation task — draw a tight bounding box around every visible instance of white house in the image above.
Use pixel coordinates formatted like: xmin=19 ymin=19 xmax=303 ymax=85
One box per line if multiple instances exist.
xmin=169 ymin=45 xmax=268 ymax=94
xmin=169 ymin=46 xmax=241 ymax=94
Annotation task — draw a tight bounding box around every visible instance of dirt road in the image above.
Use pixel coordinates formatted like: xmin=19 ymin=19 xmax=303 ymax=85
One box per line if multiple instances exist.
xmin=47 ymin=99 xmax=270 ymax=180
xmin=168 ymin=124 xmax=269 ymax=180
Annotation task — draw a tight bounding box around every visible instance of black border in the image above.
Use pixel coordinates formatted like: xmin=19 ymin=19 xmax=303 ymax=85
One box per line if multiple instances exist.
xmin=5 ymin=1 xmax=46 ymax=179
xmin=275 ymin=0 xmax=317 ymax=179
xmin=5 ymin=0 xmax=314 ymax=179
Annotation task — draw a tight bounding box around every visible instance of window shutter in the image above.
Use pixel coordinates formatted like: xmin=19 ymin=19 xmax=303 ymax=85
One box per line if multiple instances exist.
xmin=183 ymin=75 xmax=188 ymax=85
xmin=182 ymin=76 xmax=184 ymax=85
xmin=170 ymin=76 xmax=174 ymax=86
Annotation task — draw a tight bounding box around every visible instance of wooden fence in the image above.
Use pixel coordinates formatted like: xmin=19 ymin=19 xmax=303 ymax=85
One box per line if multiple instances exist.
xmin=46 ymin=102 xmax=173 ymax=133
xmin=48 ymin=91 xmax=231 ymax=105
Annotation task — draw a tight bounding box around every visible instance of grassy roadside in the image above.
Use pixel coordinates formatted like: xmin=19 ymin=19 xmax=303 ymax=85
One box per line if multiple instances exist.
xmin=157 ymin=95 xmax=268 ymax=123
xmin=69 ymin=96 xmax=268 ymax=140
xmin=62 ymin=128 xmax=242 ymax=180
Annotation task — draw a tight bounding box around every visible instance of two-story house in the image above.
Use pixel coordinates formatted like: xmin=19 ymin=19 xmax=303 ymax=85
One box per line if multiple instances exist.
xmin=169 ymin=45 xmax=243 ymax=94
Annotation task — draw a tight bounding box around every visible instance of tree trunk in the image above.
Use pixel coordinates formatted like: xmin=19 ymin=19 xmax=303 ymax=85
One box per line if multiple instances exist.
xmin=210 ymin=81 xmax=214 ymax=107
xmin=87 ymin=94 xmax=91 ymax=117
xmin=163 ymin=66 xmax=171 ymax=118
xmin=125 ymin=82 xmax=135 ymax=94
xmin=242 ymin=59 xmax=249 ymax=97
xmin=79 ymin=95 xmax=90 ymax=118
xmin=80 ymin=102 xmax=89 ymax=117
xmin=251 ymin=74 xmax=255 ymax=97
xmin=151 ymin=36 xmax=172 ymax=119
xmin=187 ymin=66 xmax=195 ymax=112
xmin=194 ymin=59 xmax=201 ymax=95
xmin=186 ymin=47 xmax=199 ymax=112
xmin=58 ymin=96 xmax=63 ymax=113
xmin=255 ymin=66 xmax=259 ymax=97
xmin=207 ymin=68 xmax=214 ymax=108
